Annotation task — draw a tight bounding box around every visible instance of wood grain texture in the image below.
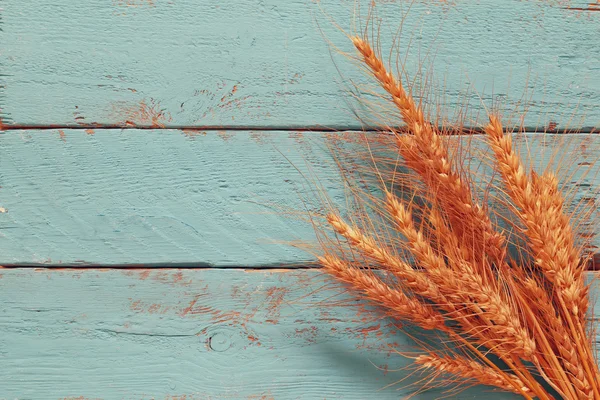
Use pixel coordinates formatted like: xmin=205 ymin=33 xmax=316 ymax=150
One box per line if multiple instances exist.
xmin=0 ymin=129 xmax=598 ymax=266
xmin=1 ymin=0 xmax=599 ymax=129
xmin=0 ymin=267 xmax=543 ymax=399
xmin=0 ymin=129 xmax=344 ymax=266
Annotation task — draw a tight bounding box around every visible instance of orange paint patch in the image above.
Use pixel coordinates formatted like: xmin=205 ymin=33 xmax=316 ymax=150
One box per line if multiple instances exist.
xmin=194 ymin=83 xmax=249 ymax=121
xmin=129 ymin=299 xmax=170 ymax=314
xmin=85 ymin=129 xmax=95 ymax=135
xmin=247 ymin=334 xmax=261 ymax=346
xmin=180 ymin=286 xmax=282 ymax=344
xmin=288 ymin=131 xmax=303 ymax=140
xmin=60 ymin=397 xmax=102 ymax=400
xmin=157 ymin=270 xmax=190 ymax=286
xmin=121 ymin=269 xmax=151 ymax=280
xmin=121 ymin=269 xmax=193 ymax=286
xmin=181 ymin=129 xmax=207 ymax=139
xmin=345 ymin=320 xmax=401 ymax=355
xmin=111 ymin=99 xmax=172 ymax=128
xmin=114 ymin=0 xmax=154 ymax=6
xmin=138 ymin=270 xmax=152 ymax=280
xmin=180 ymin=295 xmax=200 ymax=317
xmin=379 ymin=363 xmax=389 ymax=376
xmin=357 ymin=323 xmax=382 ymax=338
xmin=288 ymin=73 xmax=304 ymax=84
xmin=249 ymin=131 xmax=268 ymax=144
xmin=247 ymin=393 xmax=275 ymax=400
xmin=264 ymin=287 xmax=287 ymax=324
xmin=58 ymin=130 xmax=67 ymax=142
xmin=294 ymin=326 xmax=318 ymax=344
xmin=218 ymin=130 xmax=234 ymax=141
xmin=218 ymin=85 xmax=246 ymax=112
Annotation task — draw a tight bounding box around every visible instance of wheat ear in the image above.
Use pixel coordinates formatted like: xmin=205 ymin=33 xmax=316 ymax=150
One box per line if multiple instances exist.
xmin=318 ymin=254 xmax=445 ymax=330
xmin=484 ymin=115 xmax=600 ymax=397
xmin=415 ymin=353 xmax=532 ymax=396
xmin=484 ymin=116 xmax=586 ymax=316
xmin=385 ymin=192 xmax=536 ymax=359
xmin=352 ymin=36 xmax=508 ymax=275
xmin=326 ymin=213 xmax=443 ymax=301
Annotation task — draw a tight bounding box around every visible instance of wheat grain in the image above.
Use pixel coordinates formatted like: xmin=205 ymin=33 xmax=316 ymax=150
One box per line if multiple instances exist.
xmin=326 ymin=213 xmax=443 ymax=300
xmin=352 ymin=36 xmax=508 ymax=272
xmin=415 ymin=353 xmax=532 ymax=396
xmin=385 ymin=191 xmax=536 ymax=358
xmin=318 ymin=254 xmax=445 ymax=330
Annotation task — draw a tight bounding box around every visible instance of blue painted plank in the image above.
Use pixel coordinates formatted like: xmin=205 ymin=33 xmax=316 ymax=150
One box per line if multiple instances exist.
xmin=0 ymin=129 xmax=345 ymax=266
xmin=0 ymin=268 xmax=531 ymax=399
xmin=0 ymin=129 xmax=598 ymax=266
xmin=1 ymin=1 xmax=599 ymax=128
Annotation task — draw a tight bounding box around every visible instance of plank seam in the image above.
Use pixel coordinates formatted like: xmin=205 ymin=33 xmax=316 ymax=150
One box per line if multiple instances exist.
xmin=2 ymin=257 xmax=599 ymax=270
xmin=0 ymin=262 xmax=322 ymax=269
xmin=1 ymin=125 xmax=599 ymax=134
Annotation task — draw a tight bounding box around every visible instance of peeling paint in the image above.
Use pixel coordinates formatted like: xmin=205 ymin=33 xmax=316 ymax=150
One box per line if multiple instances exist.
xmin=129 ymin=299 xmax=171 ymax=314
xmin=293 ymin=326 xmax=318 ymax=344
xmin=181 ymin=129 xmax=207 ymax=139
xmin=180 ymin=295 xmax=245 ymax=326
xmin=247 ymin=393 xmax=275 ymax=400
xmin=217 ymin=130 xmax=234 ymax=141
xmin=121 ymin=270 xmax=196 ymax=286
xmin=249 ymin=131 xmax=267 ymax=144
xmin=357 ymin=323 xmax=382 ymax=338
xmin=264 ymin=287 xmax=287 ymax=324
xmin=59 ymin=397 xmax=102 ymax=400
xmin=110 ymin=99 xmax=172 ymax=127
xmin=114 ymin=0 xmax=155 ymax=7
xmin=193 ymin=83 xmax=250 ymax=122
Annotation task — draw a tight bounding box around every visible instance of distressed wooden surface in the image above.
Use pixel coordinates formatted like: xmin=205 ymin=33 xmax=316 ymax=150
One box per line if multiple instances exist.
xmin=0 ymin=267 xmax=550 ymax=399
xmin=2 ymin=1 xmax=600 ymax=398
xmin=0 ymin=129 xmax=598 ymax=266
xmin=1 ymin=0 xmax=599 ymax=129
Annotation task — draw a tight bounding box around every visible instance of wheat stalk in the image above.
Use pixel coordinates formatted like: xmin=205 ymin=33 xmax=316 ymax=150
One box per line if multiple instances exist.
xmin=311 ymin=32 xmax=600 ymax=399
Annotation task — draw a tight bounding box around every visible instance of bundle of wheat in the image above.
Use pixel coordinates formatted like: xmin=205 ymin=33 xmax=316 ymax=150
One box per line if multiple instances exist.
xmin=315 ymin=34 xmax=600 ymax=399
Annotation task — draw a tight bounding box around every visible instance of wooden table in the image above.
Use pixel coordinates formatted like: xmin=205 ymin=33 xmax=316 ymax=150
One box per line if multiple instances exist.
xmin=1 ymin=1 xmax=599 ymax=398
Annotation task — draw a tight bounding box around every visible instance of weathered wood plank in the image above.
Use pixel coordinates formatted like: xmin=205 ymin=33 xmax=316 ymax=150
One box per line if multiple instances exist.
xmin=1 ymin=1 xmax=599 ymax=128
xmin=1 ymin=129 xmax=599 ymax=266
xmin=0 ymin=268 xmax=536 ymax=399
xmin=0 ymin=129 xmax=344 ymax=266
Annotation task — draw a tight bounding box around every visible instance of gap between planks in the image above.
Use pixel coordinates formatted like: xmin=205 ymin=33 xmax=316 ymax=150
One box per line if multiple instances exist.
xmin=1 ymin=124 xmax=600 ymax=134
xmin=0 ymin=262 xmax=321 ymax=270
xmin=3 ymin=255 xmax=599 ymax=270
